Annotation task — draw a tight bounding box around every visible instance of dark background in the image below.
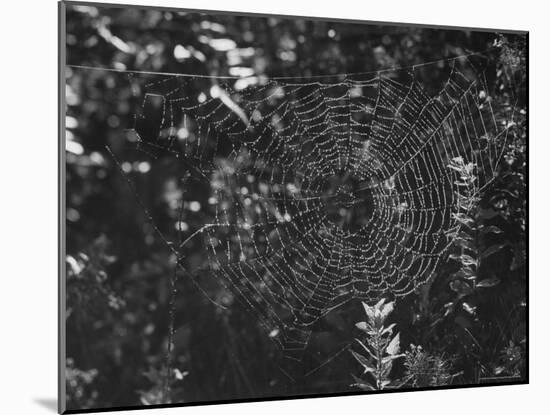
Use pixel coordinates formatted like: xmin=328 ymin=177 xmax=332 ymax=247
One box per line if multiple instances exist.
xmin=64 ymin=2 xmax=527 ymax=410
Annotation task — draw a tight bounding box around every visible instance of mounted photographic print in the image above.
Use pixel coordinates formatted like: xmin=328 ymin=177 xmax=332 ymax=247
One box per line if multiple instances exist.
xmin=59 ymin=1 xmax=528 ymax=413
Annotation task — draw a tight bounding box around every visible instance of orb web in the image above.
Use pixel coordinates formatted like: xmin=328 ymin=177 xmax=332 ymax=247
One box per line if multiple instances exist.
xmin=114 ymin=58 xmax=511 ymax=358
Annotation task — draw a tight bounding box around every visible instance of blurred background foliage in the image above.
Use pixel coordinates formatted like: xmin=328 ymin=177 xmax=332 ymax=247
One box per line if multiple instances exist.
xmin=64 ymin=3 xmax=527 ymax=410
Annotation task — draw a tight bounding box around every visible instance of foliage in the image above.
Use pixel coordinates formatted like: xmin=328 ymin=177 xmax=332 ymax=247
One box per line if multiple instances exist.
xmin=402 ymin=35 xmax=527 ymax=386
xmin=137 ymin=363 xmax=188 ymax=405
xmin=495 ymin=340 xmax=526 ymax=378
xmin=351 ymin=299 xmax=403 ymax=390
xmin=64 ymin=3 xmax=527 ymax=409
xmin=66 ymin=358 xmax=99 ymax=409
xmin=66 ymin=235 xmax=124 ymax=321
xmin=403 ymin=345 xmax=454 ymax=388
xmin=351 ymin=305 xmax=457 ymax=390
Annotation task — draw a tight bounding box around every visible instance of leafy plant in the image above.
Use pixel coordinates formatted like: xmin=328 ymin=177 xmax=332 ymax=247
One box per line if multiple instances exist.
xmin=138 ymin=363 xmax=188 ymax=405
xmin=445 ymin=156 xmax=508 ymax=313
xmin=351 ymin=299 xmax=403 ymax=391
xmin=494 ymin=340 xmax=526 ymax=378
xmin=66 ymin=358 xmax=99 ymax=409
xmin=446 ymin=157 xmax=481 ymax=298
xmin=403 ymin=345 xmax=454 ymax=387
xmin=66 ymin=234 xmax=125 ymax=321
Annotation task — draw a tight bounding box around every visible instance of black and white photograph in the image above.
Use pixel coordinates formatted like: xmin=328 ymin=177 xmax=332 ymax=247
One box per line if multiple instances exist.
xmin=60 ymin=1 xmax=527 ymax=412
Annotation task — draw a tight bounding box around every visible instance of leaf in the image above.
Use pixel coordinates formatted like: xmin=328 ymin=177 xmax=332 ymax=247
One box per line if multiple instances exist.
xmin=448 ymin=164 xmax=463 ymax=173
xmin=355 ymin=321 xmax=368 ymax=331
xmin=451 ymin=267 xmax=476 ymax=280
xmin=454 ymin=237 xmax=476 ymax=252
xmin=476 ymin=277 xmax=501 ymax=288
xmin=480 ymin=243 xmax=508 ymax=260
xmin=448 ymin=157 xmax=465 ymax=171
xmin=459 ymin=254 xmax=478 ymax=267
xmin=464 ymin=162 xmax=475 ymax=174
xmin=480 ymin=225 xmax=503 ymax=234
xmin=362 ymin=301 xmax=375 ymax=322
xmin=443 ymin=301 xmax=455 ymax=317
xmin=452 ymin=212 xmax=474 ymax=227
xmin=462 ymin=302 xmax=477 ymax=315
xmin=350 ymin=350 xmax=375 ymax=374
xmin=351 ymin=374 xmax=375 ymax=391
xmin=375 ymin=298 xmax=386 ymax=309
xmin=382 ymin=353 xmax=405 ymax=364
xmin=380 ymin=301 xmax=395 ymax=321
xmin=380 ymin=379 xmax=392 ymax=389
xmin=354 ymin=339 xmax=377 ymax=360
xmin=373 ymin=308 xmax=383 ymax=327
xmin=380 ymin=323 xmax=396 ymax=336
xmin=386 ymin=333 xmax=401 ymax=355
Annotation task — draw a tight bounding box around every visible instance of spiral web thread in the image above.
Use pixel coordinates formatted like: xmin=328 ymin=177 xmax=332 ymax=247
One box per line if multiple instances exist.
xmin=108 ymin=56 xmax=511 ymax=360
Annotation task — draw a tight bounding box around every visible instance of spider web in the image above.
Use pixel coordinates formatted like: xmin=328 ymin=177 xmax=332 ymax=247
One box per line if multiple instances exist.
xmin=100 ymin=55 xmax=511 ymax=361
